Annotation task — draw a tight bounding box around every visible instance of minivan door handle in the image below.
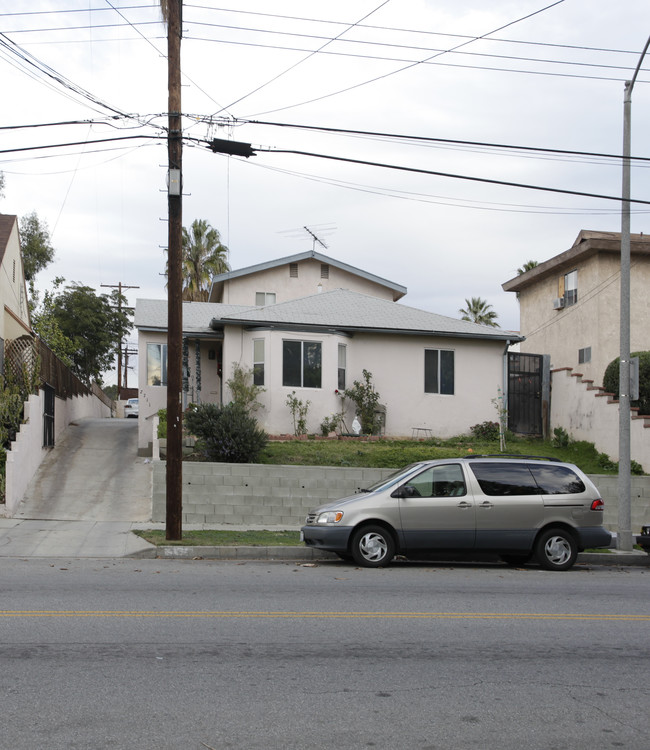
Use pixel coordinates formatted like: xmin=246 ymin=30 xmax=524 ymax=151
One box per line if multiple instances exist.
xmin=479 ymin=501 xmax=493 ymax=509
xmin=457 ymin=501 xmax=472 ymax=509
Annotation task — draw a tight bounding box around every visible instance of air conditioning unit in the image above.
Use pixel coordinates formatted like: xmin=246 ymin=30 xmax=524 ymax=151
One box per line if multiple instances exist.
xmin=553 ymin=297 xmax=565 ymax=310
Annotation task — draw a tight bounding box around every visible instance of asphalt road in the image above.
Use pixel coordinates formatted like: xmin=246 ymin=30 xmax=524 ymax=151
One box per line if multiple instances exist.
xmin=1 ymin=559 xmax=648 ymax=750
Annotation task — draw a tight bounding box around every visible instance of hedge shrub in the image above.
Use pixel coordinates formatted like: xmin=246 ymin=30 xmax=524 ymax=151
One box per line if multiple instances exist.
xmin=603 ymin=351 xmax=650 ymax=416
xmin=184 ymin=403 xmax=268 ymax=463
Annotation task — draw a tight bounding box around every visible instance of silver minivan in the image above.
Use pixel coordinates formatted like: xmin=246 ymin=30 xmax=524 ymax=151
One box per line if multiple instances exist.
xmin=300 ymin=456 xmax=611 ymax=570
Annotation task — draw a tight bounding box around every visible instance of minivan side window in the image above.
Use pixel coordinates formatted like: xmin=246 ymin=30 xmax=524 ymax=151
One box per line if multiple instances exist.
xmin=528 ymin=465 xmax=586 ymax=494
xmin=469 ymin=463 xmax=540 ymax=496
xmin=404 ymin=464 xmax=466 ymax=498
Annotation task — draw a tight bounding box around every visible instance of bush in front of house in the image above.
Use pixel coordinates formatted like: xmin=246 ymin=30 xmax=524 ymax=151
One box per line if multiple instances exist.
xmin=184 ymin=403 xmax=268 ymax=463
xmin=603 ymin=350 xmax=650 ymax=416
xmin=470 ymin=421 xmax=500 ymax=441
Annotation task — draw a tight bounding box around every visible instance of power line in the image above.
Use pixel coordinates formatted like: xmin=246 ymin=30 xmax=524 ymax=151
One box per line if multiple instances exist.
xmin=232 ymin=158 xmax=649 ymax=217
xmin=243 ymin=144 xmax=650 ymax=205
xmin=214 ymin=0 xmax=392 ymax=116
xmin=232 ymin=118 xmax=650 ymax=164
xmin=0 ymin=134 xmax=162 ymax=155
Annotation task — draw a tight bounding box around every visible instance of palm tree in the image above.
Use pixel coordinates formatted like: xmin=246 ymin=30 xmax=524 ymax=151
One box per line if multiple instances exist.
xmin=181 ymin=219 xmax=230 ymax=301
xmin=459 ymin=297 xmax=500 ymax=327
xmin=515 ymin=259 xmax=539 ymax=300
xmin=517 ymin=259 xmax=539 ymax=276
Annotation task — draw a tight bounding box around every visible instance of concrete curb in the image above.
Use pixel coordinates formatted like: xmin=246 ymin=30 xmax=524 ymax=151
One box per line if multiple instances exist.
xmin=134 ymin=545 xmax=650 ymax=566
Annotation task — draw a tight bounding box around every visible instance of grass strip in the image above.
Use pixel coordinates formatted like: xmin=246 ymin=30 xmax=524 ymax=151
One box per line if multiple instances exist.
xmin=133 ymin=529 xmax=301 ymax=547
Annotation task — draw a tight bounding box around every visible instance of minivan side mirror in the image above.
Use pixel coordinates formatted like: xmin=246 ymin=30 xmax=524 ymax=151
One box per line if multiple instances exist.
xmin=391 ymin=485 xmax=420 ymax=498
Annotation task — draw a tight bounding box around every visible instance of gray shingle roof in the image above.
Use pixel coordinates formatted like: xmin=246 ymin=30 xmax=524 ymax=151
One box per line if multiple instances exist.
xmin=136 ymin=289 xmax=521 ymax=341
xmin=135 ymin=299 xmax=255 ymax=334
xmin=216 ymin=288 xmax=520 ymax=341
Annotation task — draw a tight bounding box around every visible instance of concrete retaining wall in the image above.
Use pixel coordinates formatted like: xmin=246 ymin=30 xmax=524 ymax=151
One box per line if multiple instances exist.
xmin=152 ymin=461 xmax=650 ymax=532
xmin=152 ymin=462 xmax=396 ymax=525
xmin=3 ymin=389 xmax=112 ymax=517
xmin=550 ymin=367 xmax=650 ymax=468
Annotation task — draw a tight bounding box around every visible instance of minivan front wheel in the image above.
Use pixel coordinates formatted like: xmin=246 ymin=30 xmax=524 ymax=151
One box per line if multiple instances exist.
xmin=350 ymin=526 xmax=395 ymax=567
xmin=534 ymin=527 xmax=577 ymax=571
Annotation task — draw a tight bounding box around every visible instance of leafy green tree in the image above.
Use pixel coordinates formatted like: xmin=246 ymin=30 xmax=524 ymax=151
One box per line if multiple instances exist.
xmin=19 ymin=212 xmax=55 ymax=282
xmin=37 ymin=282 xmax=131 ymax=385
xmin=181 ymin=219 xmax=229 ymax=301
xmin=226 ymin=362 xmax=265 ymax=414
xmin=459 ymin=297 xmax=500 ymax=327
xmin=345 ymin=369 xmax=381 ymax=435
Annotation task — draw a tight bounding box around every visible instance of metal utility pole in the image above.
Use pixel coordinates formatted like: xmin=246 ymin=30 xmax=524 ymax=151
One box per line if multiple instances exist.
xmin=618 ymin=35 xmax=650 ymax=551
xmin=166 ymin=0 xmax=183 ymax=541
xmin=101 ymin=282 xmax=139 ymax=399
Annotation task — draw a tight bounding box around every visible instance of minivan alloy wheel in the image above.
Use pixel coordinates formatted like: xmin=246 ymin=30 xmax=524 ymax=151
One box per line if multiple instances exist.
xmin=535 ymin=527 xmax=578 ymax=571
xmin=351 ymin=525 xmax=395 ymax=567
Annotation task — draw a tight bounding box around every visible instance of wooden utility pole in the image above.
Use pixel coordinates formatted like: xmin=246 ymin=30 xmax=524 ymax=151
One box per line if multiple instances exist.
xmin=101 ymin=282 xmax=139 ymax=399
xmin=166 ymin=0 xmax=183 ymax=540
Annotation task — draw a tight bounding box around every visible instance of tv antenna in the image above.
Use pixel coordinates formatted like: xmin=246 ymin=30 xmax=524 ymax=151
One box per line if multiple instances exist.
xmin=278 ymin=223 xmax=337 ymax=252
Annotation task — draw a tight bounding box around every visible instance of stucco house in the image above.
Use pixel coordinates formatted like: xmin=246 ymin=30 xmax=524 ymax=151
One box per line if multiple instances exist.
xmin=135 ymin=250 xmax=522 ymax=455
xmin=502 ymin=230 xmax=650 ymax=386
xmin=0 ymin=214 xmax=32 ymax=362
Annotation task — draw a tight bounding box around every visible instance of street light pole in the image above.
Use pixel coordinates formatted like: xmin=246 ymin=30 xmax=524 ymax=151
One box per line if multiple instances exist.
xmin=617 ymin=35 xmax=650 ymax=551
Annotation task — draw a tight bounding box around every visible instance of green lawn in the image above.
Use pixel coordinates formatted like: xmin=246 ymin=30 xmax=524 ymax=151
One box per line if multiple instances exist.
xmin=253 ymin=435 xmax=631 ymax=475
xmin=134 ymin=529 xmax=301 ymax=547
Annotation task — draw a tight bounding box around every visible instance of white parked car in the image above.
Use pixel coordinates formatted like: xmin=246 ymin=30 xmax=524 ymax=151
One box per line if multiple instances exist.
xmin=124 ymin=398 xmax=139 ymax=418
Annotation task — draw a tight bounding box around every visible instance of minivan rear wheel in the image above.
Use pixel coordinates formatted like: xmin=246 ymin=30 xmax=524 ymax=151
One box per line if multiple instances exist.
xmin=350 ymin=525 xmax=395 ymax=567
xmin=534 ymin=527 xmax=577 ymax=571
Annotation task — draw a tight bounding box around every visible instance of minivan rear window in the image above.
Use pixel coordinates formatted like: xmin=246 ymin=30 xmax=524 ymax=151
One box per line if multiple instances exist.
xmin=528 ymin=464 xmax=586 ymax=495
xmin=469 ymin=463 xmax=541 ymax=496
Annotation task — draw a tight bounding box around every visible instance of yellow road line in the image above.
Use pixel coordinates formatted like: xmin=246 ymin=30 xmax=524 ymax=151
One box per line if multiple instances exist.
xmin=0 ymin=611 xmax=649 ymax=621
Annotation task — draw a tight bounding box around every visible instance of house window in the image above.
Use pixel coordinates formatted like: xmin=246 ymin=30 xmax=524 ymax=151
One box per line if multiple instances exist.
xmin=578 ymin=346 xmax=591 ymax=364
xmin=338 ymin=344 xmax=346 ymax=390
xmin=561 ymin=269 xmax=578 ymax=306
xmin=255 ymin=292 xmax=276 ymax=306
xmin=424 ymin=349 xmax=454 ymax=395
xmin=289 ymin=263 xmax=298 ymax=278
xmin=283 ymin=340 xmax=322 ymax=388
xmin=147 ymin=343 xmax=168 ymax=386
xmin=321 ymin=264 xmax=329 ymax=279
xmin=253 ymin=339 xmax=265 ymax=386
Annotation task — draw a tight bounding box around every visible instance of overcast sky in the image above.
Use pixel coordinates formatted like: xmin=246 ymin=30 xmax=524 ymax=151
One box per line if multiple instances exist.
xmin=1 ymin=0 xmax=649 ymax=384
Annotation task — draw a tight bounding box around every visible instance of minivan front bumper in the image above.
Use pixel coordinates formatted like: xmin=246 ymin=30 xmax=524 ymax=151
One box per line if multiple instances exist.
xmin=301 ymin=525 xmax=353 ymax=553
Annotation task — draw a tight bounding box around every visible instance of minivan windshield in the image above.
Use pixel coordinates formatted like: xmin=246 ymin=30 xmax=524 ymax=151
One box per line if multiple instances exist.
xmin=361 ymin=463 xmax=425 ymax=493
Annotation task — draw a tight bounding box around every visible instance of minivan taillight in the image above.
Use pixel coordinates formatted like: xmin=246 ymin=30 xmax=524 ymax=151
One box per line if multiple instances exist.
xmin=590 ymin=498 xmax=604 ymax=511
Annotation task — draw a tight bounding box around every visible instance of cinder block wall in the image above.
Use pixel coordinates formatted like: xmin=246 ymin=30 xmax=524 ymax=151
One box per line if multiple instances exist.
xmin=152 ymin=462 xmax=395 ymax=525
xmin=152 ymin=462 xmax=649 ymax=531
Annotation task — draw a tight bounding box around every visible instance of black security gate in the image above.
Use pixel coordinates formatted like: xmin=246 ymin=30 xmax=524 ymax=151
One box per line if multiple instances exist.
xmin=508 ymin=353 xmax=546 ymax=436
xmin=43 ymin=383 xmax=55 ymax=447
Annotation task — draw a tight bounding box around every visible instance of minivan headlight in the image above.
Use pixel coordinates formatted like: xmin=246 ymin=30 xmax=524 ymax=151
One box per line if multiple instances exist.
xmin=317 ymin=511 xmax=344 ymax=524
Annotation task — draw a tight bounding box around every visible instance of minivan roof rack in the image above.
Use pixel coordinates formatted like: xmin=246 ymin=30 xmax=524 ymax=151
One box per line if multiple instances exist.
xmin=463 ymin=454 xmax=562 ymax=462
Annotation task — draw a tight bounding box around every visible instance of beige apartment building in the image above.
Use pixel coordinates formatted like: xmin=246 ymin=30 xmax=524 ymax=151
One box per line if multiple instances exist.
xmin=502 ymin=230 xmax=650 ymax=386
